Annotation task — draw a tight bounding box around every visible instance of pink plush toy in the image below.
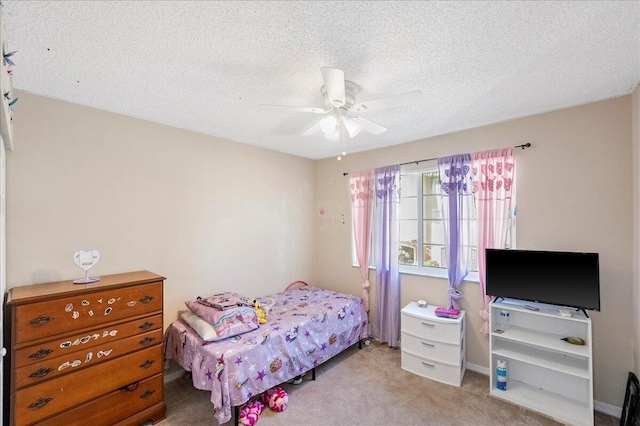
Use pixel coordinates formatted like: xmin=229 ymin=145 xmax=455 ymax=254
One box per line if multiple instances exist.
xmin=238 ymin=399 xmax=264 ymax=426
xmin=262 ymin=386 xmax=288 ymax=412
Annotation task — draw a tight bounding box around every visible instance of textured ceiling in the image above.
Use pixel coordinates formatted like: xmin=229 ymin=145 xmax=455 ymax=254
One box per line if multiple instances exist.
xmin=2 ymin=1 xmax=639 ymax=160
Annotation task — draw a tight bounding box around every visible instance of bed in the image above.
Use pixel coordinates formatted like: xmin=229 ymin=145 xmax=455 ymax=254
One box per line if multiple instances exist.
xmin=164 ymin=283 xmax=369 ymax=425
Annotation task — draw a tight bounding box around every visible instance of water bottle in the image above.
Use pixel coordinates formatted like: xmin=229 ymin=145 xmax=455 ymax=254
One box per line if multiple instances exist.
xmin=498 ymin=310 xmax=510 ymax=330
xmin=496 ymin=359 xmax=507 ymax=391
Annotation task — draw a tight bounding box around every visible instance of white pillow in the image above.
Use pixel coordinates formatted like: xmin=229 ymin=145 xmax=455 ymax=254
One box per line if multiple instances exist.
xmin=180 ymin=310 xmax=219 ymax=341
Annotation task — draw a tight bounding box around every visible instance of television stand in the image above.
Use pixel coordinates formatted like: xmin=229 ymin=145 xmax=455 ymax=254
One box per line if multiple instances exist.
xmin=489 ymin=298 xmax=593 ymax=426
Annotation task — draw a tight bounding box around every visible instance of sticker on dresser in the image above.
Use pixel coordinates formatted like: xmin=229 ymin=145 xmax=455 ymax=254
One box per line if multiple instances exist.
xmin=97 ymin=349 xmax=113 ymax=358
xmin=58 ymin=359 xmax=82 ymax=371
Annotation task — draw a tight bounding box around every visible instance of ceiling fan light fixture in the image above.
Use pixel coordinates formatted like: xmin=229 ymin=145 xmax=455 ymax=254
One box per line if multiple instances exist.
xmin=320 ymin=115 xmax=338 ymax=134
xmin=343 ymin=118 xmax=364 ymax=138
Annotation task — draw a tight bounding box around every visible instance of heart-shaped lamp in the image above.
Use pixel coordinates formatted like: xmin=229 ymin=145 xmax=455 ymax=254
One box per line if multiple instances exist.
xmin=73 ymin=250 xmax=100 ymax=284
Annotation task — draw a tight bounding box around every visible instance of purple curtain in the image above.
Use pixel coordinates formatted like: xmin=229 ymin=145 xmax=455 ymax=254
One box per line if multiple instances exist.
xmin=438 ymin=154 xmax=474 ymax=310
xmin=373 ymin=165 xmax=401 ymax=348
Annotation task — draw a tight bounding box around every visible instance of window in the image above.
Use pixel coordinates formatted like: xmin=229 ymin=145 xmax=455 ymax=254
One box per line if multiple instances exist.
xmin=399 ymin=164 xmax=514 ymax=280
xmin=352 ymin=163 xmax=514 ymax=281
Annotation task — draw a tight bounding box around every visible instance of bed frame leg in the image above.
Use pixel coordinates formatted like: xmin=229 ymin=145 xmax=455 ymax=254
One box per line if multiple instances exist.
xmin=234 ymin=405 xmax=239 ymax=426
xmin=312 ymin=367 xmax=316 ymax=381
xmin=359 ymin=339 xmax=362 ymax=349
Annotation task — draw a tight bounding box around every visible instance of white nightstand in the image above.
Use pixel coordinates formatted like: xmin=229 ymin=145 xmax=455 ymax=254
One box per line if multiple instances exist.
xmin=400 ymin=302 xmax=466 ymax=386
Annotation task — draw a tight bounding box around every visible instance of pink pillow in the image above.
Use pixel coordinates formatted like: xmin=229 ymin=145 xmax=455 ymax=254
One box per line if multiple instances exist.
xmin=185 ymin=300 xmax=259 ymax=339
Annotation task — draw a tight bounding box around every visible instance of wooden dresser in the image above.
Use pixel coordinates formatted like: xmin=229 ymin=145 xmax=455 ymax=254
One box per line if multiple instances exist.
xmin=4 ymin=271 xmax=166 ymax=426
xmin=400 ymin=302 xmax=466 ymax=387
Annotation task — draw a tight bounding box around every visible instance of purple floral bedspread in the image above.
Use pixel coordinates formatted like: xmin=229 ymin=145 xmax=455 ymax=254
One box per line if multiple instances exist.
xmin=164 ymin=286 xmax=369 ymax=424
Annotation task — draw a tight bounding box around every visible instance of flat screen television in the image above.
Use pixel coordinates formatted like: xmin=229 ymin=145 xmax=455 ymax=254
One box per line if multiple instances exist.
xmin=485 ymin=249 xmax=600 ymax=311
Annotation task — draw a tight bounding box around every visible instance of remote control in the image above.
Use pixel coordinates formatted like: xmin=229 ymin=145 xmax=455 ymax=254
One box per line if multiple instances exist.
xmin=523 ymin=304 xmax=539 ymax=311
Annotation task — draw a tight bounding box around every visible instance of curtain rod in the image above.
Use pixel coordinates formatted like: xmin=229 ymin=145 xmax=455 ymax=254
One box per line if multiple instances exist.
xmin=342 ymin=143 xmax=531 ymax=176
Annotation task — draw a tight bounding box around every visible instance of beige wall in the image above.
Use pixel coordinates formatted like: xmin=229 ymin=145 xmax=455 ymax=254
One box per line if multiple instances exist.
xmin=6 ymin=92 xmax=317 ymax=330
xmin=315 ymin=96 xmax=634 ymax=408
xmin=633 ymin=85 xmax=640 ymax=375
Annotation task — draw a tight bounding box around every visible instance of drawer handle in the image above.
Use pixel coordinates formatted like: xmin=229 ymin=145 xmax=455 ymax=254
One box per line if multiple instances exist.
xmin=421 ymin=342 xmax=435 ymax=348
xmin=29 ymin=348 xmax=54 ymax=360
xmin=121 ymin=382 xmax=140 ymax=392
xmin=28 ymin=396 xmax=53 ymax=409
xmin=421 ymin=361 xmax=435 ymax=368
xmin=139 ymin=359 xmax=155 ymax=369
xmin=421 ymin=322 xmax=435 ymax=327
xmin=30 ymin=315 xmax=55 ymax=326
xmin=29 ymin=368 xmax=54 ymax=379
xmin=139 ymin=336 xmax=155 ymax=346
xmin=139 ymin=295 xmax=155 ymax=304
xmin=140 ymin=390 xmax=156 ymax=400
xmin=139 ymin=321 xmax=155 ymax=330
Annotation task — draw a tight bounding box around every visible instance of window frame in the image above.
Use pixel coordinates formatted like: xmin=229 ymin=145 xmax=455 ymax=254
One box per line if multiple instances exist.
xmin=398 ymin=165 xmax=480 ymax=282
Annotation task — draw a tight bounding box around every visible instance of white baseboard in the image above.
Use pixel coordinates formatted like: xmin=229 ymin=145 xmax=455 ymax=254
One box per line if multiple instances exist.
xmin=595 ymin=400 xmax=622 ymax=419
xmin=466 ymin=363 xmax=621 ymax=419
xmin=466 ymin=362 xmax=489 ymax=376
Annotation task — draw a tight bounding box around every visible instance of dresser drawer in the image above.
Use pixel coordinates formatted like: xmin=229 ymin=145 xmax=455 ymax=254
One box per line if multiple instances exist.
xmin=401 ymin=350 xmax=465 ymax=386
xmin=15 ymin=329 xmax=162 ymax=389
xmin=401 ymin=331 xmax=462 ymax=363
xmin=401 ymin=312 xmax=462 ymax=344
xmin=14 ymin=345 xmax=162 ymax=426
xmin=14 ymin=283 xmax=162 ymax=345
xmin=14 ymin=313 xmax=162 ymax=368
xmin=37 ymin=373 xmax=164 ymax=426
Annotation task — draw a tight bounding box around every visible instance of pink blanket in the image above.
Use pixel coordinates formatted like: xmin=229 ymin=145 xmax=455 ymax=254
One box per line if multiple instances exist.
xmin=164 ymin=286 xmax=369 ymax=424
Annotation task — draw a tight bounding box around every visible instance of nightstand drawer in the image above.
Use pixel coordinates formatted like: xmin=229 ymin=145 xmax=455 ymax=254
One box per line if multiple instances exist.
xmin=401 ymin=331 xmax=462 ymax=363
xmin=401 ymin=350 xmax=464 ymax=386
xmin=401 ymin=312 xmax=461 ymax=344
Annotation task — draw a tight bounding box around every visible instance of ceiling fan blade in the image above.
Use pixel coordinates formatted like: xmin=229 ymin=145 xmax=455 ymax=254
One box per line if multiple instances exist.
xmin=343 ymin=118 xmax=364 ymax=138
xmin=321 ymin=67 xmax=346 ymax=107
xmin=262 ymin=105 xmax=328 ymax=114
xmin=351 ymin=90 xmax=423 ymax=113
xmin=350 ymin=116 xmax=387 ymax=135
xmin=301 ymin=120 xmax=322 ymax=136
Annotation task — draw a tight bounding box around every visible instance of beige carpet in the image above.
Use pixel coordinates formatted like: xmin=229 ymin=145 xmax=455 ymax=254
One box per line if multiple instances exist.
xmin=158 ymin=341 xmax=618 ymax=425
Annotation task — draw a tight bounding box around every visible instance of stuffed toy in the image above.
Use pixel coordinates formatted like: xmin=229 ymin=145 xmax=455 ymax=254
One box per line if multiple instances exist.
xmin=262 ymin=386 xmax=288 ymax=412
xmin=238 ymin=399 xmax=264 ymax=426
xmin=253 ymin=299 xmax=267 ymax=324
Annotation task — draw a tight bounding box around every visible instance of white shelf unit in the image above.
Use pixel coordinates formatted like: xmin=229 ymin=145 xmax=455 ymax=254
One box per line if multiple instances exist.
xmin=489 ymin=299 xmax=593 ymax=426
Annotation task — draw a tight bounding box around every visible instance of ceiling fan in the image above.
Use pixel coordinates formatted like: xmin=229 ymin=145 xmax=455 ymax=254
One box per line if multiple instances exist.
xmin=267 ymin=67 xmax=423 ymax=142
